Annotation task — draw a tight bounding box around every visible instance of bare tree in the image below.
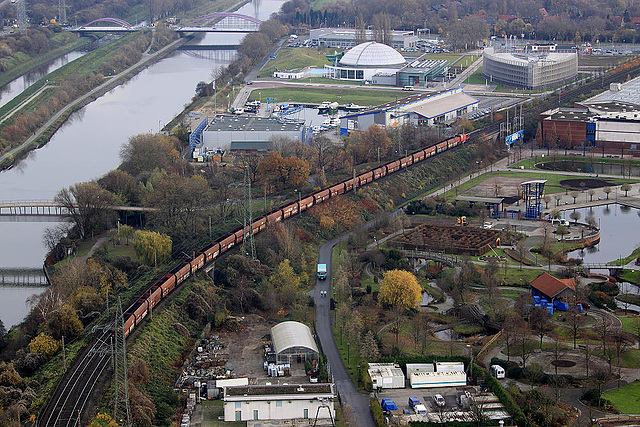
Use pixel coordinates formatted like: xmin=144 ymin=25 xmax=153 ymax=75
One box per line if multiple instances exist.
xmin=568 ymin=303 xmax=586 ymax=349
xmin=603 ymin=187 xmax=612 ymax=200
xmin=54 ymin=182 xmax=116 ymax=239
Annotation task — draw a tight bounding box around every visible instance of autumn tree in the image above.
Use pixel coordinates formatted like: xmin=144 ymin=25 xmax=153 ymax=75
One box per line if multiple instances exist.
xmin=54 ymin=181 xmax=116 ymax=239
xmin=98 ymin=169 xmax=139 ymax=205
xmin=119 ymin=133 xmax=183 ymax=177
xmin=257 ymin=151 xmax=311 ymax=187
xmin=604 ymin=187 xmax=612 ymax=199
xmin=570 ymin=210 xmax=581 ymax=224
xmin=28 ymin=333 xmax=59 ymax=357
xmin=362 ymin=125 xmax=392 ymax=162
xmin=621 ymin=183 xmax=632 ymax=196
xmin=133 ymin=230 xmax=172 ymax=266
xmin=379 ymin=269 xmax=422 ymax=345
xmin=87 ymin=413 xmax=119 ymax=427
xmin=269 ymin=259 xmax=302 ymax=307
xmin=45 ymin=304 xmax=83 ymax=340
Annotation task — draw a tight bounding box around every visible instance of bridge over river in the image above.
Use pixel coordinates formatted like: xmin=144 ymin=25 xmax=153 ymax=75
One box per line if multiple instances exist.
xmin=70 ymin=13 xmax=261 ymax=34
xmin=0 ymin=201 xmax=155 ymax=216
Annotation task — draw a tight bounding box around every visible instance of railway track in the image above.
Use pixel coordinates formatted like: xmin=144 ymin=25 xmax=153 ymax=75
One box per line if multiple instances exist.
xmin=38 ymin=329 xmax=113 ymax=427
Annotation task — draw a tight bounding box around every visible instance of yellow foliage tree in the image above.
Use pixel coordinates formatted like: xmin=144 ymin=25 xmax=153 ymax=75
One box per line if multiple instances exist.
xmin=28 ymin=332 xmax=59 ymax=357
xmin=88 ymin=412 xmax=119 ymax=427
xmin=133 ymin=230 xmax=172 ymax=266
xmin=378 ymin=269 xmax=422 ymax=309
xmin=379 ymin=269 xmax=422 ymax=347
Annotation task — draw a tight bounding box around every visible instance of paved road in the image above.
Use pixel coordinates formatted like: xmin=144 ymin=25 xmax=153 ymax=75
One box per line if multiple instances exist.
xmin=315 ymin=233 xmax=375 ymax=427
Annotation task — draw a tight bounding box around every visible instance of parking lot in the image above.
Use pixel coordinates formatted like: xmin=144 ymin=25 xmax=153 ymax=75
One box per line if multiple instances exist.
xmin=376 ymin=385 xmax=509 ymax=423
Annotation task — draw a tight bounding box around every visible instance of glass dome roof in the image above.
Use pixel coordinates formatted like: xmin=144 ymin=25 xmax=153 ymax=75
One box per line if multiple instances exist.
xmin=339 ymin=41 xmax=406 ymax=67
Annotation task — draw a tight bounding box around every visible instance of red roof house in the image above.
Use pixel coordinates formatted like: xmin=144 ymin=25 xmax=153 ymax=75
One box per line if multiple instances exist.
xmin=530 ymin=272 xmax=576 ymax=301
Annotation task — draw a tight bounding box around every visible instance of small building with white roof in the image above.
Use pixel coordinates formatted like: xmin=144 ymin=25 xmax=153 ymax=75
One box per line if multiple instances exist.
xmin=368 ymin=363 xmax=406 ymax=389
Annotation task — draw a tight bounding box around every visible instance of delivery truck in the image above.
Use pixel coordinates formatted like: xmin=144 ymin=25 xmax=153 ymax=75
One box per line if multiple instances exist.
xmin=317 ymin=263 xmax=327 ymax=280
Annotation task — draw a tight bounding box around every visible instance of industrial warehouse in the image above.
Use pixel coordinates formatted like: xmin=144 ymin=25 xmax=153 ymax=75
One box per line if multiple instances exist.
xmin=339 ymin=87 xmax=479 ymax=134
xmin=538 ymin=76 xmax=640 ymax=155
xmin=482 ymin=44 xmax=578 ymax=90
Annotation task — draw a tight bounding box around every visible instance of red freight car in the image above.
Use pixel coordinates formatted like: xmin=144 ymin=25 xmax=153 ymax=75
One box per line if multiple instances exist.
xmin=330 ymin=182 xmax=345 ymax=197
xmin=282 ymin=202 xmax=299 ymax=218
xmin=160 ymin=273 xmax=176 ymax=296
xmin=386 ymin=160 xmax=401 ymax=174
xmin=174 ymin=262 xmax=191 ymax=285
xmin=299 ymin=196 xmax=314 ymax=212
xmin=267 ymin=210 xmax=283 ymax=224
xmin=314 ymin=189 xmax=330 ymax=203
xmin=190 ymin=252 xmax=205 ymax=271
xmin=204 ymin=242 xmax=220 ymax=262
xmin=219 ymin=233 xmax=236 ymax=252
xmin=358 ymin=171 xmax=374 ymax=185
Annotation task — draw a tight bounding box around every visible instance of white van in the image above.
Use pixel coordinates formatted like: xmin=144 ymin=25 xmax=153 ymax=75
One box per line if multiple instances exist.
xmin=490 ymin=364 xmax=505 ymax=379
xmin=403 ymin=85 xmax=414 ymax=91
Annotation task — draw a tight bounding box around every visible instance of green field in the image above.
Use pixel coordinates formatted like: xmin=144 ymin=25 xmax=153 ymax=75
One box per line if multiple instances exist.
xmin=261 ymin=47 xmax=331 ymax=76
xmin=249 ymin=87 xmax=407 ymax=105
xmin=604 ymin=380 xmax=640 ymax=413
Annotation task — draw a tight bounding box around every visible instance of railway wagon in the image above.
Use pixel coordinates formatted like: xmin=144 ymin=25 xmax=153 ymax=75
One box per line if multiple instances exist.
xmin=252 ymin=217 xmax=267 ymax=234
xmin=267 ymin=210 xmax=283 ymax=224
xmin=436 ymin=140 xmax=448 ymax=153
xmin=386 ymin=160 xmax=401 ymax=173
xmin=299 ymin=196 xmax=314 ymax=211
xmin=330 ymin=182 xmax=346 ymax=197
xmin=149 ymin=286 xmax=163 ymax=309
xmin=283 ymin=203 xmax=298 ymax=218
xmin=234 ymin=228 xmax=245 ymax=243
xmin=219 ymin=233 xmax=236 ymax=252
xmin=425 ymin=146 xmax=436 ymax=157
xmin=358 ymin=171 xmax=374 ymax=185
xmin=133 ymin=300 xmax=148 ymax=324
xmin=344 ymin=180 xmax=354 ymax=192
xmin=174 ymin=262 xmax=191 ymax=285
xmin=204 ymin=242 xmax=220 ymax=262
xmin=191 ymin=252 xmax=205 ymax=271
xmin=412 ymin=150 xmax=425 ymax=163
xmin=314 ymin=189 xmax=330 ymax=203
xmin=284 ymin=202 xmax=299 ymax=218
xmin=124 ymin=314 xmax=136 ymax=336
xmin=159 ymin=272 xmax=177 ymax=296
xmin=373 ymin=166 xmax=387 ymax=179
xmin=400 ymin=155 xmax=413 ymax=168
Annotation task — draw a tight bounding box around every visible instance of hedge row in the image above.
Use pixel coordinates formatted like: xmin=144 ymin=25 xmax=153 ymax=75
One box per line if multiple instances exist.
xmin=410 ymin=421 xmax=502 ymax=427
xmin=370 ymin=397 xmax=385 ymax=427
xmin=484 ymin=374 xmax=528 ymax=426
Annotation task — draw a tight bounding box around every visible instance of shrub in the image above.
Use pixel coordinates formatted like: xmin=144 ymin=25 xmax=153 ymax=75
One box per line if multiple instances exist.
xmin=371 ymin=397 xmax=385 ymax=427
xmin=28 ymin=333 xmax=59 ymax=357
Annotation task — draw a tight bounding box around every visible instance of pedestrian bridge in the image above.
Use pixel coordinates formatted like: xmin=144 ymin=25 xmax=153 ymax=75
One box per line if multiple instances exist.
xmin=70 ymin=13 xmax=261 ymax=34
xmin=0 ymin=201 xmax=156 ymax=216
xmin=0 ymin=268 xmax=49 ymax=286
xmin=401 ymin=249 xmax=460 ymax=267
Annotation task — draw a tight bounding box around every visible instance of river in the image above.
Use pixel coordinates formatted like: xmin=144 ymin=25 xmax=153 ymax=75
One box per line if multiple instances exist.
xmin=0 ymin=0 xmax=286 ymax=328
xmin=0 ymin=50 xmax=86 ymax=109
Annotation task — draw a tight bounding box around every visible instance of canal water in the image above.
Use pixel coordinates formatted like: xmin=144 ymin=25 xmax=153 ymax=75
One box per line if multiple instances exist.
xmin=0 ymin=51 xmax=86 ymax=109
xmin=0 ymin=0 xmax=286 ymax=328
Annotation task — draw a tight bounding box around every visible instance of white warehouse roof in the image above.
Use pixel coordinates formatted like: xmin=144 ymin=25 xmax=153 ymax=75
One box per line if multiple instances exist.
xmin=270 ymin=321 xmax=318 ymax=354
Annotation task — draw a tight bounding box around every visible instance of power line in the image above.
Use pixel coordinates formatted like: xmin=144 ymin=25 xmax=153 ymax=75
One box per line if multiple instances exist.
xmin=113 ymin=298 xmax=132 ymax=427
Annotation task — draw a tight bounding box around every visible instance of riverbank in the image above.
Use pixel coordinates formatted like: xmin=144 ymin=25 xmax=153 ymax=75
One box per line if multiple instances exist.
xmin=0 ymin=32 xmax=188 ymax=171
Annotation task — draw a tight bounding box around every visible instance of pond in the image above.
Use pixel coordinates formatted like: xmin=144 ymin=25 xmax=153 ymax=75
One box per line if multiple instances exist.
xmin=537 ymin=159 xmax=640 ymax=177
xmin=565 ymin=204 xmax=640 ymax=264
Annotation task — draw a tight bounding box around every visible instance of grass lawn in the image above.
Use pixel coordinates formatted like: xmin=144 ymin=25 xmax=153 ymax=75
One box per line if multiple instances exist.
xmin=620 ymin=270 xmax=640 ymax=285
xmin=104 ymin=241 xmax=138 ymax=261
xmin=619 ymin=316 xmax=640 ymax=336
xmin=261 ymin=47 xmax=331 ymax=76
xmin=497 ymin=267 xmax=545 ymax=287
xmin=603 ymin=380 xmax=640 ymax=414
xmin=250 ymin=87 xmax=406 ymax=106
xmin=498 ymin=287 xmax=526 ymax=300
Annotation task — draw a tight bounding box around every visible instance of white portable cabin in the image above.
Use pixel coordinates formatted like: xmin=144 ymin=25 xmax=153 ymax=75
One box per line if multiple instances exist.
xmin=410 ymin=370 xmax=467 ymax=388
xmin=368 ymin=363 xmax=406 ymax=389
xmin=405 ymin=363 xmax=435 ymax=378
xmin=435 ymin=362 xmax=465 ymax=373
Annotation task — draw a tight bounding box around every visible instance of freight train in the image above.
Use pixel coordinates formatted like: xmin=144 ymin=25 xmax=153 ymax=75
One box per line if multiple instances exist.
xmin=122 ymin=133 xmax=469 ymax=336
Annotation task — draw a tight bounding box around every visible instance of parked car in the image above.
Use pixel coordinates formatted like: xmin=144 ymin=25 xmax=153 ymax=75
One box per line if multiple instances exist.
xmin=433 ymin=394 xmax=446 ymax=407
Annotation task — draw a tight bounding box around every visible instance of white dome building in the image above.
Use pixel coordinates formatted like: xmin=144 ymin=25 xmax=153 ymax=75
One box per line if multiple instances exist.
xmin=338 ymin=41 xmax=406 ymax=67
xmin=325 ymin=41 xmax=407 ymax=83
